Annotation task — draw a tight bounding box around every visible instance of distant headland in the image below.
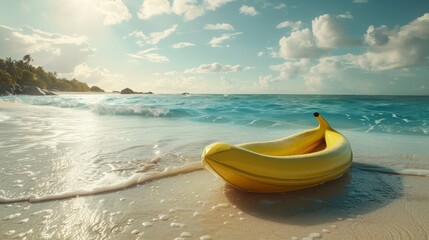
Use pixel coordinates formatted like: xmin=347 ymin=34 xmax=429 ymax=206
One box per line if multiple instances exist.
xmin=0 ymin=55 xmax=105 ymax=96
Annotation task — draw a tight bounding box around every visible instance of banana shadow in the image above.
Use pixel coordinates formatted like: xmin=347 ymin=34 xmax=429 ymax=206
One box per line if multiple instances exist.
xmin=224 ymin=162 xmax=403 ymax=225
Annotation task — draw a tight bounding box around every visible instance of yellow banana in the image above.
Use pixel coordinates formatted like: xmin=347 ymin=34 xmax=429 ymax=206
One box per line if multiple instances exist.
xmin=201 ymin=112 xmax=353 ymax=193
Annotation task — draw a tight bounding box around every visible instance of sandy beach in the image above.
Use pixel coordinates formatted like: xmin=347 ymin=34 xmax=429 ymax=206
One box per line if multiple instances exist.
xmin=1 ymin=166 xmax=428 ymax=239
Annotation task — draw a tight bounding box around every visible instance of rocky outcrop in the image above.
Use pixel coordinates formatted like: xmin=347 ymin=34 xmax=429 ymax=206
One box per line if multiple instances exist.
xmin=1 ymin=84 xmax=22 ymax=95
xmin=90 ymin=86 xmax=105 ymax=92
xmin=0 ymin=84 xmax=56 ymax=96
xmin=120 ymin=88 xmax=134 ymax=94
xmin=120 ymin=88 xmax=153 ymax=94
xmin=22 ymin=86 xmax=46 ymax=95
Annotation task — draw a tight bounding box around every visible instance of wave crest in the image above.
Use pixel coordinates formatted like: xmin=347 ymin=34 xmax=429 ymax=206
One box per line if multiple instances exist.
xmin=91 ymin=103 xmax=170 ymax=117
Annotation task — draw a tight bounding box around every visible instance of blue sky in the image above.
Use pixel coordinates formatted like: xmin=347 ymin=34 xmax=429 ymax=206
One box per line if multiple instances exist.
xmin=0 ymin=0 xmax=428 ymax=95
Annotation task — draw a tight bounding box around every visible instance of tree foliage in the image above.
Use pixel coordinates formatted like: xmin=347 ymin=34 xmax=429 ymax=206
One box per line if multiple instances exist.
xmin=0 ymin=56 xmax=104 ymax=92
xmin=23 ymin=54 xmax=33 ymax=65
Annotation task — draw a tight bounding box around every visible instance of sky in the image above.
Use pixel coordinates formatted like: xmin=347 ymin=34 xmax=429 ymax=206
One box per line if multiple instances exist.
xmin=0 ymin=0 xmax=428 ymax=95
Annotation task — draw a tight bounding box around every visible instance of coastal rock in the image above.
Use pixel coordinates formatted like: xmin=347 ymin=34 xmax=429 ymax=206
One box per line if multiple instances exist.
xmin=0 ymin=84 xmax=22 ymax=95
xmin=120 ymin=88 xmax=135 ymax=94
xmin=22 ymin=86 xmax=46 ymax=96
xmin=43 ymin=89 xmax=56 ymax=95
xmin=0 ymin=84 xmax=56 ymax=96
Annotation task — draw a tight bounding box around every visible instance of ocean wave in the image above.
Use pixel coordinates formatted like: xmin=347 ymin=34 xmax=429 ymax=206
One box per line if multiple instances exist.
xmin=1 ymin=94 xmax=427 ymax=136
xmin=91 ymin=103 xmax=170 ymax=117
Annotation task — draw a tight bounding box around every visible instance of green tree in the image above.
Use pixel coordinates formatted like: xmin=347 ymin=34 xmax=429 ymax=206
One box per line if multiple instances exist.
xmin=0 ymin=69 xmax=13 ymax=88
xmin=17 ymin=70 xmax=45 ymax=89
xmin=0 ymin=57 xmax=104 ymax=92
xmin=23 ymin=54 xmax=33 ymax=65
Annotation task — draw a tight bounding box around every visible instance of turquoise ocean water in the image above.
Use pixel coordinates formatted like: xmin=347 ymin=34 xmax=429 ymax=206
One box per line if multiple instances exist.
xmin=2 ymin=94 xmax=428 ymax=135
xmin=0 ymin=94 xmax=428 ymax=201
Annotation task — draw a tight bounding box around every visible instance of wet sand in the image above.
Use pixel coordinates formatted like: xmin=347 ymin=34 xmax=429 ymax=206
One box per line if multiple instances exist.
xmin=1 ymin=167 xmax=428 ymax=240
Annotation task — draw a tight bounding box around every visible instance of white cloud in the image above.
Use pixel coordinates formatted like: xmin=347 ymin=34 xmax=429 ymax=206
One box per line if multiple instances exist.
xmin=64 ymin=63 xmax=124 ymax=90
xmin=184 ymin=62 xmax=252 ymax=73
xmin=208 ymin=32 xmax=242 ymax=47
xmin=166 ymin=71 xmax=180 ymax=75
xmin=128 ymin=30 xmax=147 ymax=39
xmin=172 ymin=0 xmax=206 ymax=21
xmin=309 ymin=56 xmax=349 ymax=75
xmin=337 ymin=11 xmax=353 ymax=19
xmin=171 ymin=42 xmax=195 ymax=48
xmin=274 ymin=3 xmax=287 ymax=10
xmin=137 ymin=0 xmax=233 ymax=21
xmin=353 ymin=13 xmax=429 ymax=71
xmin=276 ymin=21 xmax=303 ymax=31
xmin=127 ymin=48 xmax=169 ymax=63
xmin=352 ymin=0 xmax=368 ymax=3
xmin=270 ymin=14 xmax=429 ymax=93
xmin=239 ymin=5 xmax=258 ymax=16
xmin=258 ymin=75 xmax=277 ymax=88
xmin=277 ymin=14 xmax=359 ymax=59
xmin=148 ymin=25 xmax=178 ymax=44
xmin=303 ymin=74 xmax=323 ymax=91
xmin=278 ymin=29 xmax=328 ymax=59
xmin=204 ymin=23 xmax=235 ymax=31
xmin=137 ymin=0 xmax=171 ymax=20
xmin=364 ymin=25 xmax=390 ymax=46
xmin=0 ymin=25 xmax=94 ymax=72
xmin=128 ymin=25 xmax=178 ymax=46
xmin=270 ymin=59 xmax=311 ymax=79
xmin=257 ymin=51 xmax=264 ymax=57
xmin=312 ymin=14 xmax=358 ymax=48
xmin=204 ymin=0 xmax=235 ymax=10
xmin=267 ymin=56 xmax=361 ymax=92
xmin=98 ymin=0 xmax=132 ymax=25
xmin=137 ymin=73 xmax=207 ymax=94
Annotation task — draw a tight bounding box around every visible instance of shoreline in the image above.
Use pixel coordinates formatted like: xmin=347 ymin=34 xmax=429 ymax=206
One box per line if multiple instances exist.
xmin=1 ymin=168 xmax=428 ymax=239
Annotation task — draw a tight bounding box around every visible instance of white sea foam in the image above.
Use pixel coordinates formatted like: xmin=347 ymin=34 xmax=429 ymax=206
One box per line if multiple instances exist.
xmin=3 ymin=213 xmax=21 ymax=220
xmin=0 ymin=114 xmax=10 ymax=122
xmin=0 ymin=162 xmax=203 ymax=203
xmin=170 ymin=222 xmax=185 ymax=228
xmin=91 ymin=103 xmax=170 ymax=117
xmin=374 ymin=118 xmax=385 ymax=125
xmin=365 ymin=125 xmax=375 ymax=133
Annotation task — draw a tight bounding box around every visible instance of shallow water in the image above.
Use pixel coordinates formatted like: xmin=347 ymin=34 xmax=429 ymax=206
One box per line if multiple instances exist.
xmin=0 ymin=94 xmax=428 ymax=239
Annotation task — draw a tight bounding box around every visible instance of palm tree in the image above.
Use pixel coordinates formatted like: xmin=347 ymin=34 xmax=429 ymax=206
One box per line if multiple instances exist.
xmin=23 ymin=54 xmax=33 ymax=65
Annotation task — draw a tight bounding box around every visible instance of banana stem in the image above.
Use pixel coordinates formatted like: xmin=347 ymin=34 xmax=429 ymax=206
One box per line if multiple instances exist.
xmin=314 ymin=112 xmax=332 ymax=130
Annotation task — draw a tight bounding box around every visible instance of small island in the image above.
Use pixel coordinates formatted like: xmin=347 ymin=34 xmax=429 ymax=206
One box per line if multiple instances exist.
xmin=120 ymin=88 xmax=153 ymax=94
xmin=0 ymin=55 xmax=104 ymax=95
